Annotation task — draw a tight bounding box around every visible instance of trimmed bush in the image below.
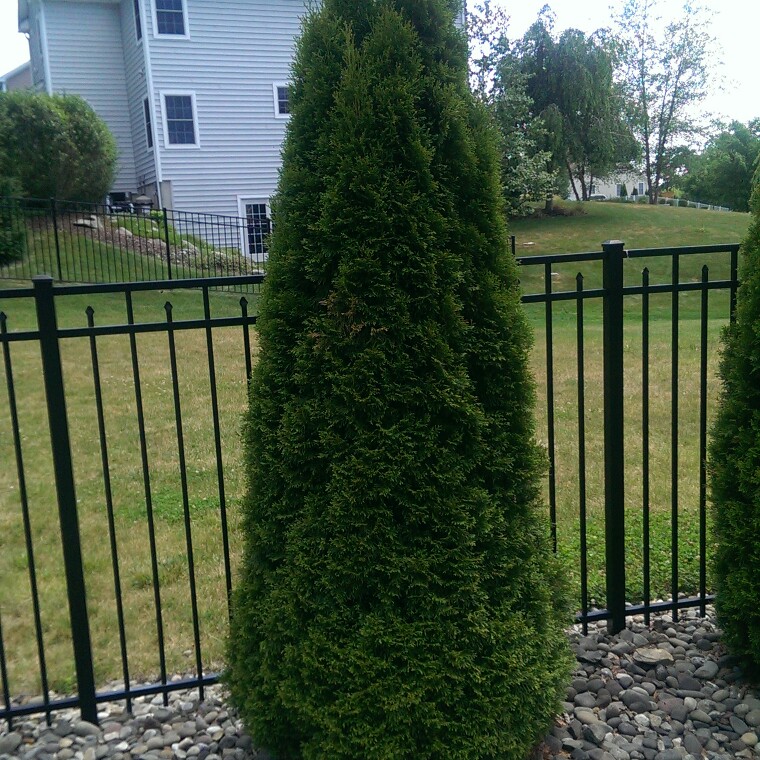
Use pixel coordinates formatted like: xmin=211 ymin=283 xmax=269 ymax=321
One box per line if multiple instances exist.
xmin=226 ymin=1 xmax=572 ymax=757
xmin=0 ymin=91 xmax=117 ymax=203
xmin=709 ymin=170 xmax=760 ymax=679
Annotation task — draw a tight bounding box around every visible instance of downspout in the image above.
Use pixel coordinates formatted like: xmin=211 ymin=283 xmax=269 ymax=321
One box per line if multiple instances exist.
xmin=139 ymin=0 xmax=164 ymax=208
xmin=38 ymin=1 xmax=53 ymax=95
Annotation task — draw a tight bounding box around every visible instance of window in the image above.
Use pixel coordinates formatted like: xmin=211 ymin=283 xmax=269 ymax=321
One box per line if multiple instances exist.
xmin=133 ymin=0 xmax=142 ymax=41
xmin=243 ymin=202 xmax=271 ymax=259
xmin=143 ymin=98 xmax=153 ymax=148
xmin=162 ymin=93 xmax=198 ymax=147
xmin=273 ymin=84 xmax=290 ymax=118
xmin=638 ymin=181 xmax=645 ymax=195
xmin=154 ymin=0 xmax=187 ymax=36
xmin=616 ymin=183 xmax=623 ymax=197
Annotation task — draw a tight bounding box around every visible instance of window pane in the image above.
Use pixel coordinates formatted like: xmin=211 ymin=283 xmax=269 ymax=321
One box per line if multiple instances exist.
xmin=133 ymin=0 xmax=142 ymax=40
xmin=156 ymin=0 xmax=185 ymax=35
xmin=165 ymin=95 xmax=195 ymax=145
xmin=277 ymin=86 xmax=290 ymax=115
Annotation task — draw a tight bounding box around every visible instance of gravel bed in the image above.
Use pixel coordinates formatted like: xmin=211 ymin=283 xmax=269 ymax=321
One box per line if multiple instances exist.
xmin=1 ymin=605 xmax=758 ymax=759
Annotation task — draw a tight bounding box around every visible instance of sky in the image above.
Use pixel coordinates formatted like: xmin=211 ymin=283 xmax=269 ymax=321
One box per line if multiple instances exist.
xmin=0 ymin=0 xmax=757 ymax=124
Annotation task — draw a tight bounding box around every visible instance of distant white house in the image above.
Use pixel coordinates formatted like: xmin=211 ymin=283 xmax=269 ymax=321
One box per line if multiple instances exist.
xmin=0 ymin=61 xmax=32 ymax=92
xmin=594 ymin=171 xmax=649 ymax=200
xmin=18 ymin=0 xmax=466 ymax=255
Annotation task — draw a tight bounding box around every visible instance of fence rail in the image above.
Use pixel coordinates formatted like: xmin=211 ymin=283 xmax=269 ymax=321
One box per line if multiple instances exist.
xmin=0 ymin=198 xmax=267 ymax=288
xmin=0 ymin=239 xmax=742 ymax=727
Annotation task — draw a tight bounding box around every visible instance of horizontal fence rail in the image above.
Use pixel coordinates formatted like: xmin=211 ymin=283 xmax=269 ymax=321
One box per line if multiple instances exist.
xmin=0 ymin=239 xmax=742 ymax=726
xmin=0 ymin=198 xmax=266 ymax=291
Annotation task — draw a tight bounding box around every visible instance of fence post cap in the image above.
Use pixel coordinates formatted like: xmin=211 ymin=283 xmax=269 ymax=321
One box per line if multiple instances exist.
xmin=32 ymin=274 xmax=55 ymax=284
xmin=602 ymin=240 xmax=625 ymax=247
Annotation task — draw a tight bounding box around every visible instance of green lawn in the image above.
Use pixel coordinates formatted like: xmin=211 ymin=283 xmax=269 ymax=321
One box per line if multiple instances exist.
xmin=0 ymin=200 xmax=751 ymax=693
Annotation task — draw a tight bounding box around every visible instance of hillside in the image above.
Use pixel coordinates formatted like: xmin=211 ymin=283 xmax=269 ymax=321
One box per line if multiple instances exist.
xmin=509 ymin=200 xmax=750 ymax=255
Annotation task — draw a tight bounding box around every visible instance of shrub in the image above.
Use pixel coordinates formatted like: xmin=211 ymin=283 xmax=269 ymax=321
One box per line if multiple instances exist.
xmin=0 ymin=91 xmax=117 ymax=202
xmin=226 ymin=1 xmax=572 ymax=757
xmin=0 ymin=175 xmax=25 ymax=266
xmin=709 ymin=171 xmax=760 ymax=679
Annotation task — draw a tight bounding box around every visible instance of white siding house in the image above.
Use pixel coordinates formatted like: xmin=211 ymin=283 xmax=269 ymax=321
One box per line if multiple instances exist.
xmin=18 ymin=0 xmax=308 ymax=219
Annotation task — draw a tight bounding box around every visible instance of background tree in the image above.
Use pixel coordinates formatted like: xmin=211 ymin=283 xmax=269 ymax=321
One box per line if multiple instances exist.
xmin=678 ymin=120 xmax=760 ymax=211
xmin=227 ymin=0 xmax=571 ymax=757
xmin=0 ymin=91 xmax=117 ymax=202
xmin=469 ymin=1 xmax=556 ymax=214
xmin=709 ymin=167 xmax=760 ymax=679
xmin=516 ymin=9 xmax=637 ymax=200
xmin=613 ymin=0 xmax=717 ymax=203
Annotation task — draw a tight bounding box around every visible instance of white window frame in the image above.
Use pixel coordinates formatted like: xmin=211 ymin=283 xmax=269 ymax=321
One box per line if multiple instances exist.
xmin=151 ymin=0 xmax=190 ymax=39
xmin=161 ymin=91 xmax=200 ymax=149
xmin=237 ymin=196 xmax=272 ymax=259
xmin=638 ymin=181 xmax=645 ymax=195
xmin=273 ymin=83 xmax=291 ymax=119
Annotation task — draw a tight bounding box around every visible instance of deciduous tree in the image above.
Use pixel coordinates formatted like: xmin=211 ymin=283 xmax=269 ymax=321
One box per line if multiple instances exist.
xmin=613 ymin=0 xmax=717 ymax=203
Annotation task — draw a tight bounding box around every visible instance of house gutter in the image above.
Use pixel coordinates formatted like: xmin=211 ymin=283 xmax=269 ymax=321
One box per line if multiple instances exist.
xmin=139 ymin=0 xmax=164 ymax=208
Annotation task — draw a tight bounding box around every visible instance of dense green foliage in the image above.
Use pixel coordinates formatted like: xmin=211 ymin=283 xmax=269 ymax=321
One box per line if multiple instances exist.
xmin=469 ymin=3 xmax=556 ymax=214
xmin=0 ymin=175 xmax=25 ymax=265
xmin=709 ymin=172 xmax=760 ymax=679
xmin=0 ymin=91 xmax=117 ymax=202
xmin=517 ymin=12 xmax=637 ymax=201
xmin=227 ymin=1 xmax=571 ymax=757
xmin=678 ymin=120 xmax=760 ymax=212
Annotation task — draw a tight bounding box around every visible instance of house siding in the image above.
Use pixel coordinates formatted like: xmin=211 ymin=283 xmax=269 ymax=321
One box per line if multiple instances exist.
xmin=44 ymin=0 xmax=138 ymax=192
xmin=145 ymin=0 xmax=307 ymax=216
xmin=120 ymin=0 xmax=156 ymax=194
xmin=27 ymin=4 xmax=48 ymax=92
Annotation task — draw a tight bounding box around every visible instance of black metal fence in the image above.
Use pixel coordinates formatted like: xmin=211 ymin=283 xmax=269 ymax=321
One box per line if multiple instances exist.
xmin=0 ymin=240 xmax=742 ymax=727
xmin=0 ymin=198 xmax=267 ymax=285
xmin=517 ymin=241 xmax=740 ymax=634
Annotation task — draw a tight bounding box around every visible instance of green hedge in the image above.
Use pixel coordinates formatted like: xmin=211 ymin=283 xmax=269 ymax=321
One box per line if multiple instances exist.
xmin=709 ymin=172 xmax=760 ymax=679
xmin=226 ymin=1 xmax=572 ymax=757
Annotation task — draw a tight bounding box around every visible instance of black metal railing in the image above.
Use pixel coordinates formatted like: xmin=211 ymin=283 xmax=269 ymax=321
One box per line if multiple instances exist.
xmin=0 ymin=198 xmax=266 ymax=287
xmin=0 ymin=274 xmax=262 ymax=726
xmin=0 ymin=238 xmax=742 ymax=727
xmin=518 ymin=241 xmax=740 ymax=634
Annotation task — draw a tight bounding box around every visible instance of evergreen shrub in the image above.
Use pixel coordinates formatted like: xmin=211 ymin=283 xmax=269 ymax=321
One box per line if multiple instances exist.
xmin=227 ymin=1 xmax=572 ymax=757
xmin=709 ymin=171 xmax=760 ymax=679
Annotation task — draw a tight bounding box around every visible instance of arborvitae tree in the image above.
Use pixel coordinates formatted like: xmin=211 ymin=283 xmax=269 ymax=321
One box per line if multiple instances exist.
xmin=227 ymin=1 xmax=571 ymax=757
xmin=709 ymin=169 xmax=760 ymax=679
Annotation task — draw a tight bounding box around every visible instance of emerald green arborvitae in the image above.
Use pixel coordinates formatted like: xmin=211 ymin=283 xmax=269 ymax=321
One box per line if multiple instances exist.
xmin=709 ymin=170 xmax=760 ymax=680
xmin=226 ymin=1 xmax=572 ymax=757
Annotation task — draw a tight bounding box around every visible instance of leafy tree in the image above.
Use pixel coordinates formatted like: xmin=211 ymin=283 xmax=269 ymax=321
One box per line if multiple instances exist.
xmin=613 ymin=0 xmax=717 ymax=203
xmin=226 ymin=0 xmax=571 ymax=757
xmin=468 ymin=2 xmax=556 ymax=214
xmin=0 ymin=91 xmax=117 ymax=202
xmin=709 ymin=168 xmax=760 ymax=678
xmin=679 ymin=120 xmax=760 ymax=211
xmin=516 ymin=9 xmax=637 ymax=200
xmin=0 ymin=175 xmax=25 ymax=266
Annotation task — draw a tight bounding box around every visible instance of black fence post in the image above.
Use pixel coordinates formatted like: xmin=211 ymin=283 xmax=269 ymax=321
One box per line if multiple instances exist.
xmin=510 ymin=235 xmax=516 ymax=257
xmin=602 ymin=240 xmax=626 ymax=634
xmin=33 ymin=275 xmax=98 ymax=724
xmin=50 ymin=198 xmax=63 ymax=281
xmin=163 ymin=209 xmax=173 ymax=280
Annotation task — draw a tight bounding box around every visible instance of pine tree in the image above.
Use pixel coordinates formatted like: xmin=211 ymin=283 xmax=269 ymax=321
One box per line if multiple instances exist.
xmin=226 ymin=2 xmax=571 ymax=756
xmin=709 ymin=170 xmax=760 ymax=678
